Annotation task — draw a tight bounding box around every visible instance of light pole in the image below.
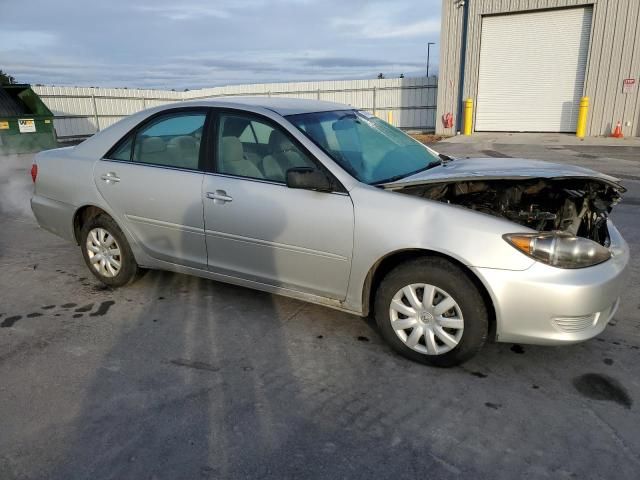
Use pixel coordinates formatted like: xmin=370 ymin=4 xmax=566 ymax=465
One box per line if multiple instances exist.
xmin=427 ymin=42 xmax=435 ymax=77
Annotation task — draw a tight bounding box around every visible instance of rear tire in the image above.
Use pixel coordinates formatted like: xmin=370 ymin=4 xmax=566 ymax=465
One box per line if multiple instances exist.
xmin=80 ymin=214 xmax=140 ymax=287
xmin=374 ymin=257 xmax=488 ymax=367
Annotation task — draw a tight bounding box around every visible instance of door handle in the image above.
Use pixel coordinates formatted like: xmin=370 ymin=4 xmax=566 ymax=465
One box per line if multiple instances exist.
xmin=206 ymin=190 xmax=233 ymax=204
xmin=100 ymin=172 xmax=120 ymax=183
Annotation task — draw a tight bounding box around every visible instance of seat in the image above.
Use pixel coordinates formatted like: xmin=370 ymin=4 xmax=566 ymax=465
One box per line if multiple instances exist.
xmin=261 ymin=154 xmax=286 ymax=182
xmin=219 ymin=136 xmax=262 ymax=178
xmin=243 ymin=150 xmax=263 ymax=170
xmin=136 ymin=137 xmax=173 ymax=165
xmin=261 ymin=130 xmax=309 ymax=182
xmin=167 ymin=135 xmax=199 ymax=169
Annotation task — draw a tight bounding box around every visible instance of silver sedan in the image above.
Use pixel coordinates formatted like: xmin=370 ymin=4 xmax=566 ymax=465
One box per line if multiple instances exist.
xmin=30 ymin=98 xmax=629 ymax=366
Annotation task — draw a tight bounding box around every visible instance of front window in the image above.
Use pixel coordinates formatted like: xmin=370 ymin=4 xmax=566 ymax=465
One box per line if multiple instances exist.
xmin=216 ymin=113 xmax=316 ymax=183
xmin=287 ymin=110 xmax=441 ymax=184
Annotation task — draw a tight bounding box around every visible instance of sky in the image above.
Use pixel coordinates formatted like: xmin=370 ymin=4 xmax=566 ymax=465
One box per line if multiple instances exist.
xmin=0 ymin=0 xmax=441 ymax=91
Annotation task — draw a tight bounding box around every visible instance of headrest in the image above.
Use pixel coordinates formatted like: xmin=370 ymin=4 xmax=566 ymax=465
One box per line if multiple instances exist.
xmin=140 ymin=137 xmax=165 ymax=154
xmin=268 ymin=129 xmax=292 ymax=151
xmin=167 ymin=136 xmax=197 ymax=150
xmin=222 ymin=117 xmax=250 ymax=137
xmin=221 ymin=136 xmax=243 ymax=162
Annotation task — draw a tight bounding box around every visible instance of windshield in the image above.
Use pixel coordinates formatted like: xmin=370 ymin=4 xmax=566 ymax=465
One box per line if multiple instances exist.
xmin=287 ymin=110 xmax=441 ymax=184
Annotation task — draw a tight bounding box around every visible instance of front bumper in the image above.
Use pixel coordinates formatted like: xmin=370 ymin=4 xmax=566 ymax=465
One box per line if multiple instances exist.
xmin=472 ymin=222 xmax=630 ymax=345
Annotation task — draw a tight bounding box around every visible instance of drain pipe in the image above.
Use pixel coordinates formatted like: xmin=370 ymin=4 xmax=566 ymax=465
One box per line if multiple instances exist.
xmin=456 ymin=0 xmax=470 ymax=133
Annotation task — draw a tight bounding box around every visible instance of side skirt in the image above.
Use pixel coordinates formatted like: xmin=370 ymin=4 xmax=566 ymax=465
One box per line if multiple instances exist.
xmin=140 ymin=259 xmax=364 ymax=317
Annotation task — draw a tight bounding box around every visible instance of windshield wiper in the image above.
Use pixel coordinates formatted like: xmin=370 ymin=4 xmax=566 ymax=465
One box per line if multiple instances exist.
xmin=439 ymin=153 xmax=455 ymax=163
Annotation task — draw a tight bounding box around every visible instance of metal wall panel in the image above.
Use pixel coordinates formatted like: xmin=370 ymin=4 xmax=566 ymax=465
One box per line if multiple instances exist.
xmin=436 ymin=0 xmax=640 ymax=137
xmin=628 ymin=1 xmax=640 ymax=137
xmin=33 ymin=86 xmax=183 ymax=138
xmin=436 ymin=0 xmax=464 ymax=136
xmin=34 ymin=77 xmax=437 ymax=139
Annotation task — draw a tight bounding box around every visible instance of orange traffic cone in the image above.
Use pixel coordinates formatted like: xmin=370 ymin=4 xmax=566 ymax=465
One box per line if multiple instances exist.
xmin=611 ymin=121 xmax=624 ymax=138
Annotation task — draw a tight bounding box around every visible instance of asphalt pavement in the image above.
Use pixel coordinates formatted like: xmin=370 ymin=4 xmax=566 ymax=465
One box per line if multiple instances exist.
xmin=1 ymin=140 xmax=639 ymax=479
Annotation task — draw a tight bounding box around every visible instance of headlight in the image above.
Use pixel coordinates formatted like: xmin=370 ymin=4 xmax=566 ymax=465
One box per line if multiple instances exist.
xmin=503 ymin=231 xmax=611 ymax=268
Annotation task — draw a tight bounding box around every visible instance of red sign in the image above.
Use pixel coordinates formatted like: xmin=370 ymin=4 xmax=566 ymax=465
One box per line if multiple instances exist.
xmin=623 ymin=78 xmax=636 ymax=94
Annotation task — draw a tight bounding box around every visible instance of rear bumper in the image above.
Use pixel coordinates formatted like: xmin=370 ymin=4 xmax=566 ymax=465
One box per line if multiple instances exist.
xmin=472 ymin=222 xmax=629 ymax=345
xmin=31 ymin=194 xmax=76 ymax=243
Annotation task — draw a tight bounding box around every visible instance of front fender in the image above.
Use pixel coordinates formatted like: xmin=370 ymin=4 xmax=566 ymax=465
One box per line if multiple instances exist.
xmin=344 ymin=185 xmax=535 ymax=313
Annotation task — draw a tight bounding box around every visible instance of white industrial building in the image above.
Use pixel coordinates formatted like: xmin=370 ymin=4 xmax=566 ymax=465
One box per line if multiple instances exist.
xmin=436 ymin=0 xmax=640 ymax=137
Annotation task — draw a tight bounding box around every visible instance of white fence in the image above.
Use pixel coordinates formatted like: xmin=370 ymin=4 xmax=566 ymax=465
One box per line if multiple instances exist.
xmin=33 ymin=77 xmax=437 ymax=140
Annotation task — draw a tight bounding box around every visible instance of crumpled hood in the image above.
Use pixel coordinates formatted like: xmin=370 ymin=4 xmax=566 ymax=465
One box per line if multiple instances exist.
xmin=382 ymin=157 xmax=624 ymax=190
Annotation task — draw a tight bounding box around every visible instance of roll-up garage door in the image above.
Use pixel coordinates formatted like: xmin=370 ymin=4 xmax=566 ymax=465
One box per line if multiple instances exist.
xmin=475 ymin=7 xmax=592 ymax=132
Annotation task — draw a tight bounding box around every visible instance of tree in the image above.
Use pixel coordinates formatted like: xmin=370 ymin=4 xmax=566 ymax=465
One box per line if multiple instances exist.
xmin=377 ymin=73 xmax=385 ymax=79
xmin=0 ymin=70 xmax=16 ymax=85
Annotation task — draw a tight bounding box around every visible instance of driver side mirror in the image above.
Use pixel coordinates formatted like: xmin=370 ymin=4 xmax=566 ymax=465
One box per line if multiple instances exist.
xmin=286 ymin=167 xmax=333 ymax=192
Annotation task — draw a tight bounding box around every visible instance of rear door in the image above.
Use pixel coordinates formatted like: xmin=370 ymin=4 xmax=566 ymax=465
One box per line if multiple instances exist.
xmin=202 ymin=110 xmax=354 ymax=300
xmin=94 ymin=109 xmax=209 ymax=268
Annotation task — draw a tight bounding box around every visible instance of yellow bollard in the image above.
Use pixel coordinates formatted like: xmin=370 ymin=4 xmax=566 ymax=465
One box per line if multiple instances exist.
xmin=463 ymin=98 xmax=473 ymax=136
xmin=576 ymin=96 xmax=589 ymax=139
xmin=386 ymin=110 xmax=394 ymax=125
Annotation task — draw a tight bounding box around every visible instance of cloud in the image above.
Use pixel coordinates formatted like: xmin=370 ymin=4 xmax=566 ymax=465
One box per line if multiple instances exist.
xmin=365 ymin=19 xmax=441 ymax=39
xmin=131 ymin=0 xmax=301 ymax=21
xmin=299 ymin=57 xmax=423 ymax=69
xmin=330 ymin=2 xmax=439 ymax=39
xmin=132 ymin=4 xmax=232 ymax=21
xmin=3 ymin=51 xmax=427 ymax=90
xmin=0 ymin=0 xmax=441 ymax=89
xmin=331 ymin=17 xmax=440 ymax=39
xmin=2 ymin=47 xmax=430 ymax=89
xmin=0 ymin=30 xmax=57 ymax=50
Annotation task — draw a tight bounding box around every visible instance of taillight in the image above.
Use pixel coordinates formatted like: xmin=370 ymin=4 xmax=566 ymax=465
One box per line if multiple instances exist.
xmin=31 ymin=164 xmax=38 ymax=183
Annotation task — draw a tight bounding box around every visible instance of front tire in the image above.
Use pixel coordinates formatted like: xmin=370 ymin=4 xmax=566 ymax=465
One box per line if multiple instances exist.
xmin=374 ymin=257 xmax=488 ymax=367
xmin=80 ymin=214 xmax=140 ymax=287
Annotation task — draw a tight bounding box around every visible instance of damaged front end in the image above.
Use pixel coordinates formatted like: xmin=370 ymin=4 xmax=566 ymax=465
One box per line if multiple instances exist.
xmin=390 ymin=177 xmax=625 ymax=246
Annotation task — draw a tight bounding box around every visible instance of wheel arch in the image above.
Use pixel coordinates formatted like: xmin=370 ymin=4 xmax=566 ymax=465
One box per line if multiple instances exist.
xmin=73 ymin=205 xmax=110 ymax=244
xmin=71 ymin=204 xmax=128 ymax=246
xmin=361 ymin=249 xmax=497 ymax=340
xmin=73 ymin=204 xmax=150 ymax=269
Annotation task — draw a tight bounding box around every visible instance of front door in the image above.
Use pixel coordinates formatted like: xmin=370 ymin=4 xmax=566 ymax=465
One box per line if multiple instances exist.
xmin=95 ymin=109 xmax=209 ymax=268
xmin=202 ymin=111 xmax=354 ymax=300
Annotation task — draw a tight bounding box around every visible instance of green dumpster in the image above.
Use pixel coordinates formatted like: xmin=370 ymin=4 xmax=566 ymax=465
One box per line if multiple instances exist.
xmin=0 ymin=84 xmax=57 ymax=154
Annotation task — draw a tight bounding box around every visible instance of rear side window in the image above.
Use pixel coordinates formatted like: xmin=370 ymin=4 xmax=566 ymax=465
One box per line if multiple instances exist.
xmin=237 ymin=120 xmax=272 ymax=144
xmin=106 ymin=112 xmax=207 ymax=170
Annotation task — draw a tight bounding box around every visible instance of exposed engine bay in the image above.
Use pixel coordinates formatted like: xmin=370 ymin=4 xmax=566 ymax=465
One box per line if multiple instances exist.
xmin=393 ymin=178 xmax=625 ymax=246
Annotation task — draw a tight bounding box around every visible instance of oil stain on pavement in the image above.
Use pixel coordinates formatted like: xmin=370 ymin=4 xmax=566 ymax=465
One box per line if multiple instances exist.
xmin=170 ymin=358 xmax=220 ymax=372
xmin=89 ymin=300 xmax=115 ymax=317
xmin=1 ymin=315 xmax=22 ymax=328
xmin=0 ymin=300 xmax=116 ymax=328
xmin=573 ymin=373 xmax=632 ymax=409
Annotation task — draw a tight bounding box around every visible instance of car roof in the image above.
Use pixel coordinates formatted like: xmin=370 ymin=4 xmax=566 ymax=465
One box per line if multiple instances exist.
xmin=178 ymin=96 xmax=352 ymax=116
xmin=69 ymin=96 xmax=354 ymax=160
